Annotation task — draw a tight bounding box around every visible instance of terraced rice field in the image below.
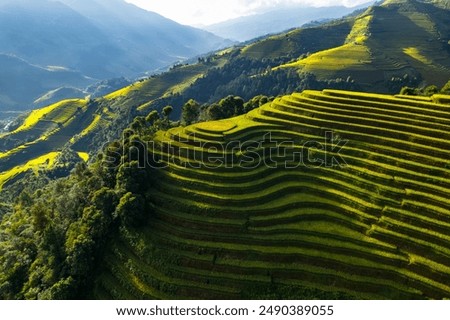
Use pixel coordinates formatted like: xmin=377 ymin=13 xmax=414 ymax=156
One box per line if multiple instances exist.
xmin=0 ymin=98 xmax=101 ymax=187
xmin=277 ymin=1 xmax=450 ymax=89
xmin=9 ymin=99 xmax=87 ymax=134
xmin=0 ymin=152 xmax=60 ymax=190
xmin=96 ymin=89 xmax=450 ymax=299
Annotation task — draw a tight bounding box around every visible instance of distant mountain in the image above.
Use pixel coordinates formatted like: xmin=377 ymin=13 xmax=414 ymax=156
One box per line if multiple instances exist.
xmin=54 ymin=0 xmax=231 ymax=76
xmin=33 ymin=87 xmax=87 ymax=109
xmin=0 ymin=0 xmax=229 ymax=112
xmin=0 ymin=53 xmax=93 ymax=111
xmin=204 ymin=3 xmax=374 ymax=42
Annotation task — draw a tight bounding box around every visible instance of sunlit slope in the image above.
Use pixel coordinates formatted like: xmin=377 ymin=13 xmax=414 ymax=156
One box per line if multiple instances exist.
xmin=0 ymin=152 xmax=60 ymax=189
xmin=0 ymin=98 xmax=100 ymax=188
xmin=277 ymin=0 xmax=450 ymax=90
xmin=0 ymin=60 xmax=221 ymax=189
xmin=240 ymin=20 xmax=353 ymax=61
xmin=96 ymin=90 xmax=450 ymax=299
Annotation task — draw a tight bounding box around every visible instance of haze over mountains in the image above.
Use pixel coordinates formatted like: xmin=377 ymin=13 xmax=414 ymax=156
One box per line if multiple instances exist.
xmin=204 ymin=2 xmax=374 ymax=42
xmin=0 ymin=0 xmax=229 ymax=111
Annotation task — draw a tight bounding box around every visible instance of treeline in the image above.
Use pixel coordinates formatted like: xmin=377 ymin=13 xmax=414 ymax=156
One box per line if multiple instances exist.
xmin=400 ymin=80 xmax=450 ymax=96
xmin=150 ymin=55 xmax=361 ymax=119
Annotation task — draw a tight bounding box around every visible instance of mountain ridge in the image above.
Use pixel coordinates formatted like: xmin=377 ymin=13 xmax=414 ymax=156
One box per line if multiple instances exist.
xmin=0 ymin=53 xmax=94 ymax=111
xmin=204 ymin=2 xmax=374 ymax=42
xmin=0 ymin=0 xmax=230 ymax=112
xmin=257 ymin=0 xmax=450 ymax=91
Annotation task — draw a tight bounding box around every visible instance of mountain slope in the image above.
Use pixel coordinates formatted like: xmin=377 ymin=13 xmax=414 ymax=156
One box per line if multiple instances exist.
xmin=1 ymin=0 xmax=450 ymax=299
xmin=0 ymin=0 xmax=228 ymax=79
xmin=0 ymin=57 xmax=229 ymax=190
xmin=1 ymin=0 xmax=449 ymax=190
xmin=2 ymin=88 xmax=449 ymax=299
xmin=278 ymin=0 xmax=450 ymax=91
xmin=0 ymin=0 xmax=229 ymax=111
xmin=204 ymin=3 xmax=373 ymax=42
xmin=91 ymin=89 xmax=450 ymax=299
xmin=0 ymin=54 xmax=93 ymax=112
xmin=56 ymin=0 xmax=231 ymax=76
xmin=33 ymin=87 xmax=88 ymax=109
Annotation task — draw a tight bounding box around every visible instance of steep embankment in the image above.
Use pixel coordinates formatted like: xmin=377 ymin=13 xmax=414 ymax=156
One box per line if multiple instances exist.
xmin=94 ymin=89 xmax=450 ymax=299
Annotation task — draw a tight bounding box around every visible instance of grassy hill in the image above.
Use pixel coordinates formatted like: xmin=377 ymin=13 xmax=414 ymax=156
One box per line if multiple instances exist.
xmin=93 ymin=89 xmax=450 ymax=299
xmin=0 ymin=58 xmax=226 ymax=191
xmin=277 ymin=0 xmax=450 ymax=91
xmin=88 ymin=0 xmax=450 ymax=111
xmin=137 ymin=0 xmax=450 ymax=107
xmin=1 ymin=0 xmax=450 ymax=197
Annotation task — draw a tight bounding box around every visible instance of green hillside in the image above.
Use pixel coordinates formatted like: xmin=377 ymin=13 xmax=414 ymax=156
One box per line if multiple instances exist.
xmin=0 ymin=59 xmax=222 ymax=191
xmin=277 ymin=0 xmax=450 ymax=91
xmin=2 ymin=0 xmax=449 ymax=190
xmin=1 ymin=0 xmax=450 ymax=300
xmin=0 ymin=98 xmax=96 ymax=188
xmin=138 ymin=0 xmax=450 ymax=105
xmin=90 ymin=89 xmax=450 ymax=299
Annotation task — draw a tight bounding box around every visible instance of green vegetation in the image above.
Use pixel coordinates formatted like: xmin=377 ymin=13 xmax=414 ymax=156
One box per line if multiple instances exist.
xmin=1 ymin=0 xmax=450 ymax=300
xmin=277 ymin=0 xmax=450 ymax=92
xmin=123 ymin=89 xmax=449 ymax=299
xmin=2 ymin=88 xmax=450 ymax=299
xmin=400 ymin=79 xmax=450 ymax=96
xmin=0 ymin=152 xmax=59 ymax=190
xmin=3 ymin=0 xmax=449 ymax=194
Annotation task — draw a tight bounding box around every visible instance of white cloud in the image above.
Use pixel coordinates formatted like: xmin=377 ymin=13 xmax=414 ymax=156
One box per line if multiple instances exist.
xmin=125 ymin=0 xmax=371 ymax=26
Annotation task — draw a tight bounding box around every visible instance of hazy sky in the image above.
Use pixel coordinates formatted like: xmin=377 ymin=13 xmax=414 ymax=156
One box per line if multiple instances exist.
xmin=125 ymin=0 xmax=371 ymax=26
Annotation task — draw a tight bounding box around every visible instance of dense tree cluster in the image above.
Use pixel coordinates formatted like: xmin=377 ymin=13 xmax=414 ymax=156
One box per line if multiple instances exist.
xmin=180 ymin=94 xmax=275 ymax=124
xmin=400 ymin=79 xmax=450 ymax=96
xmin=153 ymin=55 xmax=360 ymax=120
xmin=0 ymin=124 xmax=157 ymax=299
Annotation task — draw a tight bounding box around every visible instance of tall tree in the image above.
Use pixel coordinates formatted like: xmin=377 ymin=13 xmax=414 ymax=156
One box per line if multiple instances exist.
xmin=181 ymin=99 xmax=200 ymax=126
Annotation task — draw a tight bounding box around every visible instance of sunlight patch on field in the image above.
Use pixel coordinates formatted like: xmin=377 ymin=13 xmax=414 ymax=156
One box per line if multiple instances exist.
xmin=0 ymin=152 xmax=60 ymax=190
xmin=403 ymin=47 xmax=433 ymax=65
xmin=163 ymin=74 xmax=205 ymax=98
xmin=195 ymin=120 xmax=237 ymax=133
xmin=277 ymin=13 xmax=373 ymax=75
xmin=278 ymin=43 xmax=371 ymax=73
xmin=77 ymin=152 xmax=89 ymax=162
xmin=346 ymin=15 xmax=372 ymax=44
xmin=0 ymin=145 xmax=27 ymax=160
xmin=11 ymin=99 xmax=85 ymax=134
xmin=69 ymin=114 xmax=101 ymax=144
xmin=80 ymin=114 xmax=101 ymax=137
xmin=104 ymin=81 xmax=146 ymax=100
